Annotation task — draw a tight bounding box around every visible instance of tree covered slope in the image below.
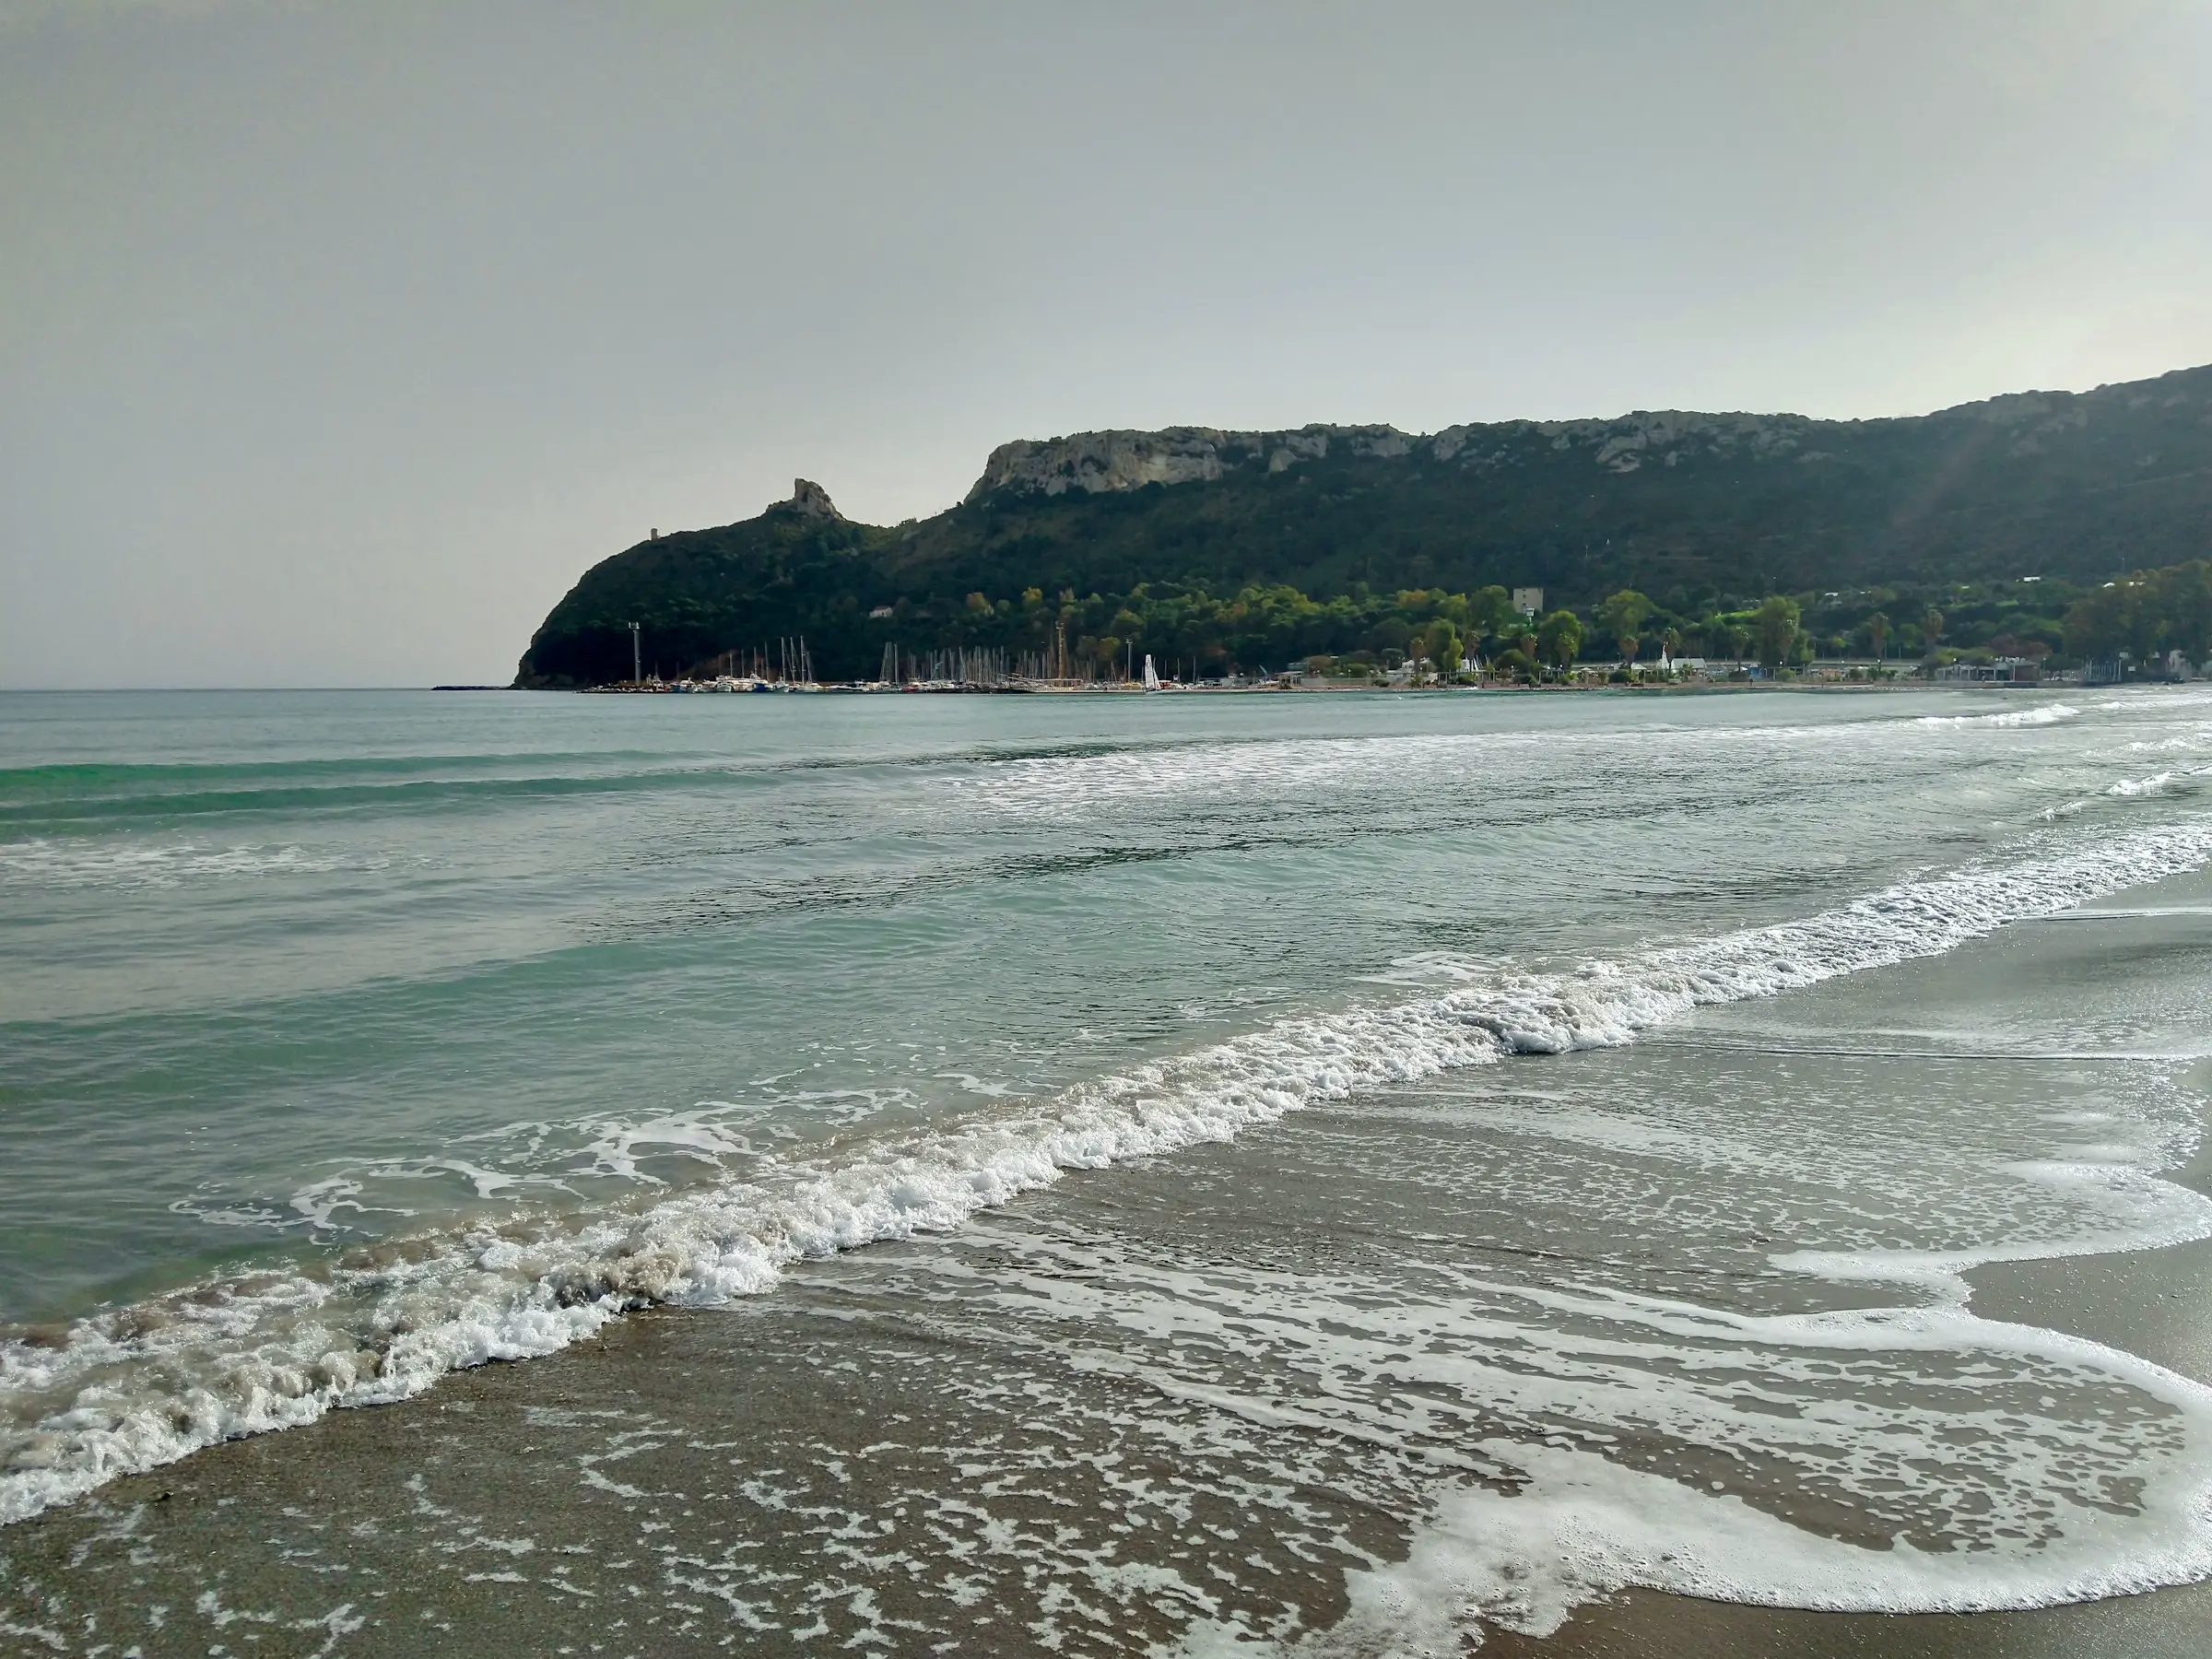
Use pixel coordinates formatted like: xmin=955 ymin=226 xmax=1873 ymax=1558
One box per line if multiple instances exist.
xmin=515 ymin=364 xmax=2212 ymax=686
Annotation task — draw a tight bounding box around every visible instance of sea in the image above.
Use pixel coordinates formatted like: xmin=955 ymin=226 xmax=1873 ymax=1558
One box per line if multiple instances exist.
xmin=5 ymin=684 xmax=2212 ymax=1656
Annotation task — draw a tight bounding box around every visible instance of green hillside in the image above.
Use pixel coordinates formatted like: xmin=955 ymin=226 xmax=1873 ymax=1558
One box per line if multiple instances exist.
xmin=514 ymin=364 xmax=2212 ymax=685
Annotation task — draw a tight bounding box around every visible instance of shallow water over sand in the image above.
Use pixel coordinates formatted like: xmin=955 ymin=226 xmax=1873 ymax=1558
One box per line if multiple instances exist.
xmin=5 ymin=685 xmax=2212 ymax=1653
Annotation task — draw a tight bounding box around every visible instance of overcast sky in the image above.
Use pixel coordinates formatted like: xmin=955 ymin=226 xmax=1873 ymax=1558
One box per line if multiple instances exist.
xmin=4 ymin=1 xmax=2208 ymax=688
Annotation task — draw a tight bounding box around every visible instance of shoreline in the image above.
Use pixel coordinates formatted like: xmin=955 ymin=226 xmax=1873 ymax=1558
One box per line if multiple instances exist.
xmin=9 ymin=1033 xmax=2212 ymax=1657
xmin=530 ymin=677 xmax=2102 ymax=697
xmin=9 ymin=1107 xmax=2212 ymax=1658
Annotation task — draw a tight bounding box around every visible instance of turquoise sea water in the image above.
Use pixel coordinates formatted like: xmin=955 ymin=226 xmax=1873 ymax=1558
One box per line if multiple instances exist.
xmin=6 ymin=685 xmax=2212 ymax=1644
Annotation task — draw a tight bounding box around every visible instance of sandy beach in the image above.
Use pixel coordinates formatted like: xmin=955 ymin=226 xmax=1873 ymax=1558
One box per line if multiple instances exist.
xmin=10 ymin=896 xmax=2212 ymax=1656
xmin=9 ymin=1141 xmax=2212 ymax=1658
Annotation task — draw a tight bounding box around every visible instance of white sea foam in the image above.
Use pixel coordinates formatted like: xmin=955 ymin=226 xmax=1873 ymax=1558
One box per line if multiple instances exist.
xmin=945 ymin=700 xmax=2099 ymax=839
xmin=0 ymin=839 xmax=353 ymax=889
xmin=1018 ymin=1166 xmax=2212 ymax=1651
xmin=1768 ymin=1149 xmax=2212 ymax=1300
xmin=8 ymin=812 xmax=2212 ymax=1529
xmin=1912 ymin=702 xmax=2079 ymax=728
xmin=2109 ymin=771 xmax=2182 ymax=797
xmin=1301 ymin=1423 xmax=2212 ymax=1654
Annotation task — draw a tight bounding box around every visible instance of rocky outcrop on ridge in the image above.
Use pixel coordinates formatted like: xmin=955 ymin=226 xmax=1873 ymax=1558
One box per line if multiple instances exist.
xmin=964 ymin=368 xmax=2208 ymax=495
xmin=782 ymin=478 xmax=845 ymax=520
xmin=964 ymin=425 xmax=1418 ymax=500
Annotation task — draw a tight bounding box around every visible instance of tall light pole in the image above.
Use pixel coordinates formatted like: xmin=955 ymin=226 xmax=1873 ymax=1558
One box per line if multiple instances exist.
xmin=629 ymin=622 xmax=641 ymax=684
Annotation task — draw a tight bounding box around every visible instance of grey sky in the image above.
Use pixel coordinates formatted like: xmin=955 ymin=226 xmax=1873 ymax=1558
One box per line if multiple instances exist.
xmin=4 ymin=1 xmax=2208 ymax=688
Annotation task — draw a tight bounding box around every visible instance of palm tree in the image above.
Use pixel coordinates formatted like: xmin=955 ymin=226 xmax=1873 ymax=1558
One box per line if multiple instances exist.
xmin=1599 ymin=590 xmax=1653 ymax=666
xmin=1754 ymin=595 xmax=1801 ymax=670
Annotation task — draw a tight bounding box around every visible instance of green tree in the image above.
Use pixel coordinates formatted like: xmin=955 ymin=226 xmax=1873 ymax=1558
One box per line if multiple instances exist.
xmin=1467 ymin=586 xmax=1518 ymax=650
xmin=2167 ymin=562 xmax=2212 ymax=664
xmin=1754 ymin=595 xmax=1801 ymax=669
xmin=1425 ymin=621 xmax=1464 ymax=676
xmin=2064 ymin=585 xmax=2129 ymax=661
xmin=1536 ymin=610 xmax=1583 ymax=677
xmin=1922 ymin=606 xmax=1945 ymax=657
xmin=1599 ymin=590 xmax=1653 ymax=665
xmin=1867 ymin=611 xmax=1889 ymax=661
xmin=2062 ymin=563 xmax=2212 ymax=669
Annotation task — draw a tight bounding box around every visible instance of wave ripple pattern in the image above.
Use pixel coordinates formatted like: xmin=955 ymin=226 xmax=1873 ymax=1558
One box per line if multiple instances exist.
xmin=5 ymin=685 xmax=2212 ymax=1649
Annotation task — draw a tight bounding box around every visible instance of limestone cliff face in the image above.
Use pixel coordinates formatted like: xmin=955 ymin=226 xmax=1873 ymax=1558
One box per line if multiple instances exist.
xmin=961 ymin=370 xmax=2206 ymax=497
xmin=960 ymin=414 xmax=1843 ymax=495
xmin=963 ymin=425 xmax=1416 ymax=500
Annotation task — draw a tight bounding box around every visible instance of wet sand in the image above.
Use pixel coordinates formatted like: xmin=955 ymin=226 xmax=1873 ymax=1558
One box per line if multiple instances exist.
xmin=7 ymin=1158 xmax=2212 ymax=1658
xmin=8 ymin=905 xmax=2212 ymax=1656
xmin=0 ymin=1274 xmax=1406 ymax=1657
xmin=1480 ymin=1232 xmax=2212 ymax=1659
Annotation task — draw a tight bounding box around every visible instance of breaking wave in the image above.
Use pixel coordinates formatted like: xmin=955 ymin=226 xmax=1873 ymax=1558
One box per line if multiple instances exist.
xmin=7 ymin=813 xmax=2212 ymax=1528
xmin=1913 ymin=702 xmax=2079 ymax=728
xmin=2109 ymin=771 xmax=2185 ymax=798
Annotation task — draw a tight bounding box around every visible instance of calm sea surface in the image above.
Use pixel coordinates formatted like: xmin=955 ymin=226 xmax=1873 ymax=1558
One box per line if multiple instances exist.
xmin=6 ymin=685 xmax=2212 ymax=1648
